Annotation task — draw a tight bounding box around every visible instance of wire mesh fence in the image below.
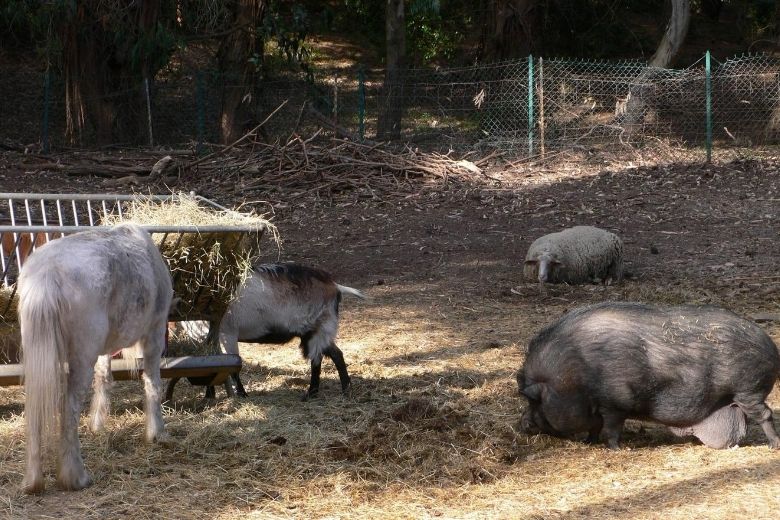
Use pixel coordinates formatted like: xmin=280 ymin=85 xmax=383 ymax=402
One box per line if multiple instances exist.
xmin=2 ymin=53 xmax=780 ymax=157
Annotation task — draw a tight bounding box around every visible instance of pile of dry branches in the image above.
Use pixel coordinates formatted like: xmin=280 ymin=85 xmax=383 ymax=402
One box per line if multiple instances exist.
xmin=179 ymin=132 xmax=501 ymax=200
xmin=5 ymin=128 xmax=501 ymax=201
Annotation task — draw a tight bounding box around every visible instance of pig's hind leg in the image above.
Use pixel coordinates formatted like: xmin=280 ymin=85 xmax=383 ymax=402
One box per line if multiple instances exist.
xmin=734 ymin=395 xmax=780 ymax=449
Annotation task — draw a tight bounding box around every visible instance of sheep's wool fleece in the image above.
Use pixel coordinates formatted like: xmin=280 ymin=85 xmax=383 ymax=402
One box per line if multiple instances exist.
xmin=524 ymin=225 xmax=623 ymax=284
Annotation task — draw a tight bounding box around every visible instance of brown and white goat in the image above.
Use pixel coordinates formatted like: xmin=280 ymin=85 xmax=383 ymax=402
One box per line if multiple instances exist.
xmin=181 ymin=263 xmax=366 ymax=399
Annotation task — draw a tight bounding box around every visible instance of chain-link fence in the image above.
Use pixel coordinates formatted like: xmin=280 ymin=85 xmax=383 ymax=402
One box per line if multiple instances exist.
xmin=2 ymin=53 xmax=780 ymax=156
xmin=382 ymin=53 xmax=780 ymax=155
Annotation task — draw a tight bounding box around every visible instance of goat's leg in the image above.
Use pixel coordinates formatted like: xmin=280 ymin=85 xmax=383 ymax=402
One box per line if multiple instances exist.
xmin=325 ymin=343 xmax=351 ymax=396
xmin=205 ymin=329 xmax=242 ymax=399
xmin=165 ymin=378 xmax=179 ymax=402
xmin=229 ymin=373 xmax=248 ymax=397
xmin=305 ymin=356 xmax=323 ymax=400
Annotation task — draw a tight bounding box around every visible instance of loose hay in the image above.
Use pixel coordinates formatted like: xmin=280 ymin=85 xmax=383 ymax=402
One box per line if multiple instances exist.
xmin=102 ymin=193 xmax=279 ymax=322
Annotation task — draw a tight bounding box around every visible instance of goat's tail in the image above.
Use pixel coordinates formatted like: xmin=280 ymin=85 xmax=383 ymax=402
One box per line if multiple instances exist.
xmin=19 ymin=268 xmax=68 ymax=494
xmin=335 ymin=284 xmax=367 ymax=300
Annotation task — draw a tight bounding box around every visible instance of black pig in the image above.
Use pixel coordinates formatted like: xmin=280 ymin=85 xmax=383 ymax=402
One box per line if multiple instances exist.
xmin=518 ymin=302 xmax=780 ymax=449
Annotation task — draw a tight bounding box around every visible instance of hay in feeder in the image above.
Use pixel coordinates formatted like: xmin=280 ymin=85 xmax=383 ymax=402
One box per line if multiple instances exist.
xmin=0 ymin=323 xmax=20 ymax=363
xmin=166 ymin=320 xmax=218 ymax=356
xmin=0 ymin=286 xmax=18 ymax=324
xmin=103 ymin=193 xmax=278 ymax=322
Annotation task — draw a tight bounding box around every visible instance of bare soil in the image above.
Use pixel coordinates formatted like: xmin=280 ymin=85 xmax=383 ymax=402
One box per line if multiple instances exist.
xmin=1 ymin=144 xmax=779 ymax=519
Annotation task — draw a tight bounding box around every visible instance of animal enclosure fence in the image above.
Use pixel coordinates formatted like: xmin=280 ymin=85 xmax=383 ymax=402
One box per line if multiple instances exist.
xmin=2 ymin=53 xmax=780 ymax=157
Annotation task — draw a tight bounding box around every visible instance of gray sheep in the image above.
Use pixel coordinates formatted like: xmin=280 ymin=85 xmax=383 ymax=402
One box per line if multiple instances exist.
xmin=523 ymin=225 xmax=623 ymax=287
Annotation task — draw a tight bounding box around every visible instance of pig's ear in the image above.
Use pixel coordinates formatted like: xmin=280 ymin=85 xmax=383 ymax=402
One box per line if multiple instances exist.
xmin=524 ymin=259 xmax=538 ymax=266
xmin=520 ymin=383 xmax=545 ymax=402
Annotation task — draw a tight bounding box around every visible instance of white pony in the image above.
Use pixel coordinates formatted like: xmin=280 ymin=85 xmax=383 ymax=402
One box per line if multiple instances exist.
xmin=18 ymin=223 xmax=173 ymax=494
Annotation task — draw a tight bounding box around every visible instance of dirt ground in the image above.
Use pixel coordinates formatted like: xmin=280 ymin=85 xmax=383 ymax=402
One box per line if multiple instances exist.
xmin=1 ymin=144 xmax=780 ymax=519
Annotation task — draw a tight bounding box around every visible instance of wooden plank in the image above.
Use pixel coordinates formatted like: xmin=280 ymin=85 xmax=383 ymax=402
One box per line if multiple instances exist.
xmin=0 ymin=354 xmax=242 ymax=387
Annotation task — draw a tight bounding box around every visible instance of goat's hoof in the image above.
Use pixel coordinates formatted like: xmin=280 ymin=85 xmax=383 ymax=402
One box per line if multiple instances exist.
xmin=302 ymin=390 xmax=319 ymax=402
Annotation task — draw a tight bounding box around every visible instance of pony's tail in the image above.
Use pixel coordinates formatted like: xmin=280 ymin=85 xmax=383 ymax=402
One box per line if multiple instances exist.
xmin=121 ymin=343 xmax=143 ymax=379
xmin=19 ymin=268 xmax=67 ymax=494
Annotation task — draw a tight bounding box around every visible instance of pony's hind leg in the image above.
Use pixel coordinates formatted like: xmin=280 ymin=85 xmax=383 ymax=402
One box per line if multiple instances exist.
xmin=57 ymin=355 xmax=95 ymax=491
xmin=88 ymin=354 xmax=113 ymax=433
xmin=141 ymin=322 xmax=168 ymax=444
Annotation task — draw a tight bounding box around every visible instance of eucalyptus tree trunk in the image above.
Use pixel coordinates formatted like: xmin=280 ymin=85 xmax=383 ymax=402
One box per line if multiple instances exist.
xmin=59 ymin=1 xmax=166 ymax=145
xmin=649 ymin=0 xmax=690 ymax=68
xmin=377 ymin=0 xmax=405 ymax=139
xmin=701 ymin=0 xmax=722 ymax=21
xmin=776 ymin=0 xmax=780 ymax=45
xmin=60 ymin=3 xmax=117 ymax=145
xmin=217 ymin=0 xmax=266 ymax=144
xmin=486 ymin=0 xmax=540 ymax=61
xmin=617 ymin=0 xmax=691 ymax=131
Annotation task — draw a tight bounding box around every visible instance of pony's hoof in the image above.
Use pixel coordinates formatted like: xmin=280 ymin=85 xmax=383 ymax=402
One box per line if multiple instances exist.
xmin=22 ymin=476 xmax=45 ymax=495
xmin=150 ymin=431 xmax=174 ymax=446
xmin=57 ymin=470 xmax=92 ymax=491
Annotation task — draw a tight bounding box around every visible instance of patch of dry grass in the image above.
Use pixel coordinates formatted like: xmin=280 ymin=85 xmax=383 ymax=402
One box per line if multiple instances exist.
xmin=1 ymin=278 xmax=779 ymax=519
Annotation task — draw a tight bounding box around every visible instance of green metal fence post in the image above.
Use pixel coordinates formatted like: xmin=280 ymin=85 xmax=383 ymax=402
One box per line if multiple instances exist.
xmin=528 ymin=55 xmax=534 ymax=156
xmin=358 ymin=67 xmax=366 ymax=141
xmin=42 ymin=68 xmax=50 ymax=153
xmin=196 ymin=70 xmax=205 ymax=154
xmin=705 ymin=50 xmax=712 ymax=162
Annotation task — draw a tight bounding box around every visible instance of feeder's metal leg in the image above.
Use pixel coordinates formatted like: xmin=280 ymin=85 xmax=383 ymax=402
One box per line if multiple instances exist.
xmin=165 ymin=378 xmax=180 ymax=402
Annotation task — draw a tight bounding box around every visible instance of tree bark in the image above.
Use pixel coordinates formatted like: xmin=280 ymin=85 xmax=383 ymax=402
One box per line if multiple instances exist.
xmin=377 ymin=0 xmax=406 ymax=139
xmin=484 ymin=0 xmax=540 ymax=61
xmin=649 ymin=0 xmax=690 ymax=68
xmin=701 ymin=0 xmax=722 ymax=21
xmin=217 ymin=0 xmax=266 ymax=144
xmin=60 ymin=3 xmax=117 ymax=145
xmin=58 ymin=2 xmax=168 ymax=145
xmin=614 ymin=0 xmax=690 ymax=132
xmin=776 ymin=0 xmax=780 ymax=45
